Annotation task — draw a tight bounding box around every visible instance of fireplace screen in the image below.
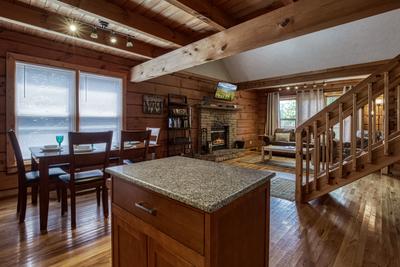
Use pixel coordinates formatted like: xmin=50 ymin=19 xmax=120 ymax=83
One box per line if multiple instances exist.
xmin=211 ymin=125 xmax=229 ymax=150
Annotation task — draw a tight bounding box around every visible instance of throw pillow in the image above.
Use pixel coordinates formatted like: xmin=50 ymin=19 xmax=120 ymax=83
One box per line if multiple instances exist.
xmin=275 ymin=132 xmax=291 ymax=142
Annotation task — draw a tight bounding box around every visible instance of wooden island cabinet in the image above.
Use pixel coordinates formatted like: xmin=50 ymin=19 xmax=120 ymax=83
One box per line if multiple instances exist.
xmin=107 ymin=157 xmax=274 ymax=267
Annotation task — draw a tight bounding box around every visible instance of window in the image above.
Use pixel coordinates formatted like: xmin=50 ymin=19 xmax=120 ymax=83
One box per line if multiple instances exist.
xmin=326 ymin=95 xmax=339 ymax=106
xmin=15 ymin=63 xmax=76 ymax=159
xmin=279 ymin=98 xmax=297 ymax=128
xmin=79 ymin=73 xmax=122 ymax=145
xmin=15 ymin=61 xmax=123 ymax=159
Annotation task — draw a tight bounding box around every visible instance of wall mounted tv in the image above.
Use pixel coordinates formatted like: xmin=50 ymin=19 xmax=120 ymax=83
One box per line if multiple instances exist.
xmin=214 ymin=82 xmax=237 ymax=101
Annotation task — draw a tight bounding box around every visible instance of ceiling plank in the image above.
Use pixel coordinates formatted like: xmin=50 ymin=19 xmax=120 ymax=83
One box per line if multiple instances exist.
xmin=0 ymin=1 xmax=168 ymax=60
xmin=54 ymin=0 xmax=194 ymax=47
xmin=164 ymin=0 xmax=236 ymax=31
xmin=130 ymin=0 xmax=400 ymax=82
xmin=238 ymin=60 xmax=390 ymax=90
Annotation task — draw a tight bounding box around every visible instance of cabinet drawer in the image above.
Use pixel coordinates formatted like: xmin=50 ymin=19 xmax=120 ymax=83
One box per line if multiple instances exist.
xmin=113 ymin=177 xmax=205 ymax=255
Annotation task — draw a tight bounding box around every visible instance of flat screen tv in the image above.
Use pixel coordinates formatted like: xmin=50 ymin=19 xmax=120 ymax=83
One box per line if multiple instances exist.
xmin=214 ymin=82 xmax=237 ymax=101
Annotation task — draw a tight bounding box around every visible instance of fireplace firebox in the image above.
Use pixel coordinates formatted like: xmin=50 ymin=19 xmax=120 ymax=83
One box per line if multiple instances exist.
xmin=211 ymin=125 xmax=229 ymax=150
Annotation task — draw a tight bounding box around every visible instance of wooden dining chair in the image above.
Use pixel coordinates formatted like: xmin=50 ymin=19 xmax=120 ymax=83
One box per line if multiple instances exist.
xmin=119 ymin=130 xmax=151 ymax=164
xmin=58 ymin=131 xmax=113 ymax=228
xmin=146 ymin=127 xmax=160 ymax=145
xmin=7 ymin=129 xmax=66 ymax=223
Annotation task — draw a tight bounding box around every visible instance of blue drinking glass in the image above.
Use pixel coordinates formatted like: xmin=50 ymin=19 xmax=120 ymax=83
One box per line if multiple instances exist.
xmin=56 ymin=135 xmax=64 ymax=147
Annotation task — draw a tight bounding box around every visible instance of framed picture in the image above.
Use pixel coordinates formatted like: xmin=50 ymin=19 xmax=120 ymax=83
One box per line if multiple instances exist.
xmin=143 ymin=94 xmax=164 ymax=114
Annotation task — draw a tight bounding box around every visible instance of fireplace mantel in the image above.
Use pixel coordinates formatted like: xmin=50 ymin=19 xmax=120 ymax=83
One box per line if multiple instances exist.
xmin=197 ymin=104 xmax=240 ymax=111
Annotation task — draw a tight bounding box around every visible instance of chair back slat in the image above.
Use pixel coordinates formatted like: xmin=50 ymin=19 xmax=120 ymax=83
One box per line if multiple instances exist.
xmin=146 ymin=127 xmax=160 ymax=145
xmin=68 ymin=131 xmax=113 ymax=174
xmin=120 ymin=130 xmax=151 ymax=164
xmin=7 ymin=129 xmax=26 ymax=184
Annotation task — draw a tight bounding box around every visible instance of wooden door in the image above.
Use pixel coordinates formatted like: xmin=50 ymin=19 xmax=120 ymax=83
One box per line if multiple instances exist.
xmin=148 ymin=238 xmax=195 ymax=267
xmin=112 ymin=215 xmax=147 ymax=267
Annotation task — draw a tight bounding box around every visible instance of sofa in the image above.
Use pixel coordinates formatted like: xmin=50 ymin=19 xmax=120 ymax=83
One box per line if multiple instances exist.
xmin=261 ymin=128 xmax=296 ymax=157
xmin=261 ymin=128 xmax=339 ymax=161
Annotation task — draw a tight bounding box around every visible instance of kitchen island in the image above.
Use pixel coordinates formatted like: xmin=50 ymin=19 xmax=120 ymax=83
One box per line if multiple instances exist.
xmin=106 ymin=156 xmax=275 ymax=267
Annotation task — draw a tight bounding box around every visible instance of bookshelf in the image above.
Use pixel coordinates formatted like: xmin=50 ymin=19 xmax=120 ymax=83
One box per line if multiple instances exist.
xmin=167 ymin=94 xmax=193 ymax=156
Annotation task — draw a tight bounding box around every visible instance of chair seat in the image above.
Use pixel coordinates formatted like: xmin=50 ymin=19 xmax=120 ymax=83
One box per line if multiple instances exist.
xmin=59 ymin=170 xmax=104 ymax=184
xmin=25 ymin=167 xmax=67 ymax=182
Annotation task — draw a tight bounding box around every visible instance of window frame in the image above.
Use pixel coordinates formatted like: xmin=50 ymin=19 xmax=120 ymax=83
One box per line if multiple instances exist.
xmin=6 ymin=53 xmax=127 ymax=171
xmin=279 ymin=96 xmax=297 ymax=129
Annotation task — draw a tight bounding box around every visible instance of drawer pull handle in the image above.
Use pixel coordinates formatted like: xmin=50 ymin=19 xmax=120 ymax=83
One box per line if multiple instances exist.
xmin=135 ymin=202 xmax=157 ymax=216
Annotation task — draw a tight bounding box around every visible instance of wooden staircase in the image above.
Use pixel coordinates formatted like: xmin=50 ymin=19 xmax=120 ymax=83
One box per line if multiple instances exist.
xmin=295 ymin=54 xmax=400 ymax=202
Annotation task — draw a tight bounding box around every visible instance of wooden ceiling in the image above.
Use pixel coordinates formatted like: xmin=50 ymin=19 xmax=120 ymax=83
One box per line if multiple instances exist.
xmin=1 ymin=0 xmax=399 ymax=82
xmin=0 ymin=0 xmax=291 ymax=60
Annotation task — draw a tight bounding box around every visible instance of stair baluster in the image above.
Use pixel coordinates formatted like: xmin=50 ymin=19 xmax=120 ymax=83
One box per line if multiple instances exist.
xmin=338 ymin=103 xmax=343 ymax=178
xmin=305 ymin=127 xmax=310 ymax=193
xmin=368 ymin=83 xmax=373 ymax=163
xmin=325 ymin=113 xmax=330 ymax=180
xmin=352 ymin=93 xmax=357 ymax=171
xmin=384 ymin=71 xmax=389 ymax=155
xmin=360 ymin=106 xmax=365 ymax=152
xmin=313 ymin=121 xmax=320 ymax=191
xmin=397 ymin=85 xmax=400 ymax=131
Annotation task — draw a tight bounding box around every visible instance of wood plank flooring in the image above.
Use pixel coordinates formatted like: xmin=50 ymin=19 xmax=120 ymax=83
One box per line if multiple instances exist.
xmin=0 ymin=165 xmax=399 ymax=266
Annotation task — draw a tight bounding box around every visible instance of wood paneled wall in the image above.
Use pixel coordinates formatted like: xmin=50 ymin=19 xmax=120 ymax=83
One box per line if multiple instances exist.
xmin=0 ymin=29 xmax=263 ymax=191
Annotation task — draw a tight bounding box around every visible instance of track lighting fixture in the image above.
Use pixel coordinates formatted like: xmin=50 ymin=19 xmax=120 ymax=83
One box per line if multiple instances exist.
xmin=126 ymin=36 xmax=134 ymax=48
xmin=68 ymin=23 xmax=78 ymax=33
xmin=90 ymin=27 xmax=98 ymax=39
xmin=110 ymin=32 xmax=117 ymax=44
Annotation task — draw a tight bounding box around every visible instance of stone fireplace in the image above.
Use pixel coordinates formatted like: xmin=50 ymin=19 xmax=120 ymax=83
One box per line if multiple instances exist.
xmin=211 ymin=124 xmax=229 ymax=150
xmin=198 ymin=105 xmax=238 ymax=154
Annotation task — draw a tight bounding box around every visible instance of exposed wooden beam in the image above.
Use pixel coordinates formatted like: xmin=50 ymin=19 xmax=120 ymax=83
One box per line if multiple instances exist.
xmin=238 ymin=60 xmax=389 ymax=90
xmin=54 ymin=0 xmax=193 ymax=47
xmin=164 ymin=0 xmax=236 ymax=31
xmin=130 ymin=0 xmax=400 ymax=82
xmin=0 ymin=1 xmax=168 ymax=60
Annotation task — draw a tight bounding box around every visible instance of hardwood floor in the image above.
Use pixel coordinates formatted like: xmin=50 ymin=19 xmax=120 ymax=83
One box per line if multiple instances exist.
xmin=0 ymin=168 xmax=399 ymax=266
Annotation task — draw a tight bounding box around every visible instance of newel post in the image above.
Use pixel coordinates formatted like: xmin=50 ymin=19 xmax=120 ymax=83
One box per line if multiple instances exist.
xmin=295 ymin=130 xmax=303 ymax=202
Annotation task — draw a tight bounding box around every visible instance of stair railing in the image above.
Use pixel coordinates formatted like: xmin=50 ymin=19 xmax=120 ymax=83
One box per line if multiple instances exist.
xmin=295 ymin=54 xmax=400 ymax=202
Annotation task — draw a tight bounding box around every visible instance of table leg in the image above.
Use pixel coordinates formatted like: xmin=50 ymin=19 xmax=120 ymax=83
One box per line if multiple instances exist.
xmin=261 ymin=146 xmax=265 ymax=161
xmin=39 ymin=158 xmax=49 ymax=234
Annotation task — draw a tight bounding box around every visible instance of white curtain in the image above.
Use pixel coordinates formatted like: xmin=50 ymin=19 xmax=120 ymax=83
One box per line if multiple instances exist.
xmin=265 ymin=92 xmax=280 ymax=136
xmin=296 ymin=89 xmax=325 ymax=125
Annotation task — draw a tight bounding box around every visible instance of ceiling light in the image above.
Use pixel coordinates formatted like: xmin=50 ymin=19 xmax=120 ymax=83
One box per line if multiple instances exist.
xmin=278 ymin=88 xmax=282 ymax=91
xmin=126 ymin=36 xmax=134 ymax=48
xmin=68 ymin=23 xmax=78 ymax=33
xmin=110 ymin=32 xmax=117 ymax=44
xmin=295 ymin=86 xmax=298 ymax=90
xmin=303 ymin=84 xmax=307 ymax=89
xmin=286 ymin=86 xmax=290 ymax=90
xmin=313 ymin=84 xmax=317 ymax=88
xmin=90 ymin=27 xmax=98 ymax=39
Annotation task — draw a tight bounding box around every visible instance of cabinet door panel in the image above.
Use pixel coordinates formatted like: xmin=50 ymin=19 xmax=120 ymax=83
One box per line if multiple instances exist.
xmin=148 ymin=239 xmax=195 ymax=267
xmin=113 ymin=215 xmax=147 ymax=267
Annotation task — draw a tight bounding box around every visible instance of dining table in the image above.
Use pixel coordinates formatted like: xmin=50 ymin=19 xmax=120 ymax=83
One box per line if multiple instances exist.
xmin=29 ymin=143 xmax=159 ymax=234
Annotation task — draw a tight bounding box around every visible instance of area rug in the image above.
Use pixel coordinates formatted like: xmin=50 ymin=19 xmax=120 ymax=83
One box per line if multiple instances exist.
xmin=270 ymin=177 xmax=296 ymax=201
xmin=238 ymin=154 xmax=314 ymax=174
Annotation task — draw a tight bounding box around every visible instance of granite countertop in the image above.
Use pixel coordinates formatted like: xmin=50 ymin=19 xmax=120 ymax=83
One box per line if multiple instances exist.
xmin=106 ymin=156 xmax=275 ymax=213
